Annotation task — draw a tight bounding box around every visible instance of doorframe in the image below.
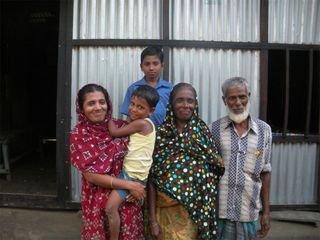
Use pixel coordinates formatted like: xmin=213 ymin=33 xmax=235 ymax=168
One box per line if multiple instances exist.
xmin=56 ymin=0 xmax=74 ymax=208
xmin=0 ymin=0 xmax=77 ymax=209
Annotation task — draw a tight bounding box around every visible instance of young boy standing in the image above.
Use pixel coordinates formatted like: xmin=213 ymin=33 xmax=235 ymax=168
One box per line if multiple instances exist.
xmin=120 ymin=46 xmax=173 ymax=127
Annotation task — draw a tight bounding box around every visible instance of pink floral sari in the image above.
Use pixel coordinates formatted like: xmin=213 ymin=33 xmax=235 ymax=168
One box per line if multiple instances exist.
xmin=70 ymin=87 xmax=144 ymax=240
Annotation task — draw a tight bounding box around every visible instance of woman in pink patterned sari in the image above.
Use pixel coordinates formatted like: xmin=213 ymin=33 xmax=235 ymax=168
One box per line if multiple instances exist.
xmin=70 ymin=84 xmax=145 ymax=240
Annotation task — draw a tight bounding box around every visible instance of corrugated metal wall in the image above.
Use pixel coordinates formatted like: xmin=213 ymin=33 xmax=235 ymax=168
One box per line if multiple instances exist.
xmin=170 ymin=48 xmax=260 ymax=123
xmin=269 ymin=0 xmax=320 ymax=44
xmin=72 ymin=0 xmax=261 ymax=41
xmin=70 ymin=47 xmax=260 ymax=201
xmin=73 ymin=0 xmax=161 ymax=39
xmin=270 ymin=143 xmax=318 ymax=205
xmin=70 ymin=0 xmax=320 ymax=205
xmin=268 ymin=0 xmax=320 ymax=206
xmin=70 ymin=1 xmax=263 ymax=202
xmin=171 ymin=0 xmax=260 ymax=41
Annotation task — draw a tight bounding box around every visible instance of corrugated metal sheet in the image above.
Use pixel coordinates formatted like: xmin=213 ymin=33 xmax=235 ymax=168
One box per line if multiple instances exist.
xmin=70 ymin=1 xmax=320 ymax=205
xmin=70 ymin=47 xmax=260 ymax=127
xmin=73 ymin=0 xmax=161 ymax=39
xmin=170 ymin=48 xmax=260 ymax=124
xmin=269 ymin=0 xmax=320 ymax=44
xmin=270 ymin=143 xmax=318 ymax=205
xmin=171 ymin=0 xmax=260 ymax=42
xmin=70 ymin=47 xmax=260 ymax=201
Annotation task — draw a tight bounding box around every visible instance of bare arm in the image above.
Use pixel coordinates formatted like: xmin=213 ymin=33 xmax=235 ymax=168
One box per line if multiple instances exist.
xmin=108 ymin=119 xmax=147 ymax=137
xmin=125 ymin=115 xmax=131 ymax=123
xmin=83 ymin=172 xmax=146 ymax=200
xmin=258 ymin=171 xmax=271 ymax=238
xmin=147 ymin=179 xmax=161 ymax=239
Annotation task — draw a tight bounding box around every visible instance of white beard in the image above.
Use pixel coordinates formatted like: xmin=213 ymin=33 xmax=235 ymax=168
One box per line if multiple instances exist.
xmin=227 ymin=102 xmax=250 ymax=124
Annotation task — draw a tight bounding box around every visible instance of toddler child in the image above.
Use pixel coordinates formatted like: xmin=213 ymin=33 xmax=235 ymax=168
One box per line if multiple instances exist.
xmin=107 ymin=85 xmax=160 ymax=240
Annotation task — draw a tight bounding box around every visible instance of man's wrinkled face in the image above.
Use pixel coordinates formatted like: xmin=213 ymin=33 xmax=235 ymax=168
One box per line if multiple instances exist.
xmin=223 ymin=85 xmax=250 ymax=123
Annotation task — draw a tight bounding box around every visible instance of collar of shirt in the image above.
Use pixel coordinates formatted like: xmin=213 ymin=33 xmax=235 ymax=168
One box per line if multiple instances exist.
xmin=222 ymin=115 xmax=259 ymax=135
xmin=135 ymin=78 xmax=172 ymax=89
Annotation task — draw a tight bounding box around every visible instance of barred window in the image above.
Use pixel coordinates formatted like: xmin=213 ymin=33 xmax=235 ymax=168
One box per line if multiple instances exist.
xmin=267 ymin=50 xmax=320 ymax=135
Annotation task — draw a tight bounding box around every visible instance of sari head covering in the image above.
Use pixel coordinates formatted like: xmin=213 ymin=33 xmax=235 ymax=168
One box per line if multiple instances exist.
xmin=70 ymin=83 xmax=127 ymax=175
xmin=70 ymin=84 xmax=144 ymax=240
xmin=150 ymin=84 xmax=225 ymax=240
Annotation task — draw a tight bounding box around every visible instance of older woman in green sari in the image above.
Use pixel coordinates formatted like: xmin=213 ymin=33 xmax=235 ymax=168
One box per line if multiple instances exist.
xmin=148 ymin=83 xmax=225 ymax=240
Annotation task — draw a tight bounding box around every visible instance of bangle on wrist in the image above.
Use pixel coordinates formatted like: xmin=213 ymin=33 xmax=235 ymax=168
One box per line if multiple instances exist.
xmin=110 ymin=178 xmax=113 ymax=189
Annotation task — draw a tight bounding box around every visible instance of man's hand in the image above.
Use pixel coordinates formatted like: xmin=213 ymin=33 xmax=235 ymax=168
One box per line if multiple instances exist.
xmin=258 ymin=213 xmax=270 ymax=238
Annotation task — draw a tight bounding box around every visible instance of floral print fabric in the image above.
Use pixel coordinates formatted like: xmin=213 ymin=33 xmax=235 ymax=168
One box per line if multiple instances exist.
xmin=70 ymin=86 xmax=144 ymax=240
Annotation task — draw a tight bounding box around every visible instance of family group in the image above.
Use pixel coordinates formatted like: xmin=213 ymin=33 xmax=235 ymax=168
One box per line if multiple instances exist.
xmin=70 ymin=46 xmax=272 ymax=240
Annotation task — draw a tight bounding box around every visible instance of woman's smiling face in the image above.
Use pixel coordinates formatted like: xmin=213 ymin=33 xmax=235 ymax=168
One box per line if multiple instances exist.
xmin=82 ymin=91 xmax=108 ymax=123
xmin=172 ymin=87 xmax=196 ymax=123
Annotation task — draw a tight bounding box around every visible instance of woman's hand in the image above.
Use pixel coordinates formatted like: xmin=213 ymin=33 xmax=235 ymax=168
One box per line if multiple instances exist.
xmin=128 ymin=182 xmax=146 ymax=200
xmin=149 ymin=221 xmax=162 ymax=240
xmin=125 ymin=194 xmax=136 ymax=202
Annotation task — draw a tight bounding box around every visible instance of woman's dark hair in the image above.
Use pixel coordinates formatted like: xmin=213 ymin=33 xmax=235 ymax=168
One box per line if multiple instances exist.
xmin=131 ymin=85 xmax=160 ymax=108
xmin=169 ymin=82 xmax=197 ymax=105
xmin=77 ymin=84 xmax=110 ymax=111
xmin=140 ymin=46 xmax=164 ymax=64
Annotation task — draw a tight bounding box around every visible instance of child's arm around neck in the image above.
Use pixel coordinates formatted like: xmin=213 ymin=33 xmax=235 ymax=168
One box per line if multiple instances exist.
xmin=108 ymin=118 xmax=153 ymax=137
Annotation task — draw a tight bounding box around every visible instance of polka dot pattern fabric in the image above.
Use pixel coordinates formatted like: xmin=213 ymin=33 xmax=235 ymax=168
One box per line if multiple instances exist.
xmin=151 ymin=101 xmax=224 ymax=240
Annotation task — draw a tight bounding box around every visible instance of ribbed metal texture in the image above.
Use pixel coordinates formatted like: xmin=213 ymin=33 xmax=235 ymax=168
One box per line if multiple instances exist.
xmin=70 ymin=47 xmax=260 ymax=127
xmin=268 ymin=0 xmax=320 ymax=44
xmin=70 ymin=1 xmax=320 ymax=204
xmin=70 ymin=169 xmax=81 ymax=202
xmin=171 ymin=0 xmax=260 ymax=41
xmin=73 ymin=0 xmax=161 ymax=39
xmin=270 ymin=143 xmax=318 ymax=205
xmin=70 ymin=47 xmax=260 ymax=201
xmin=170 ymin=48 xmax=260 ymax=124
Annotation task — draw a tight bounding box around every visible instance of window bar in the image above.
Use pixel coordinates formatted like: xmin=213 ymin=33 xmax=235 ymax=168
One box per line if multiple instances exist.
xmin=283 ymin=49 xmax=290 ymax=132
xmin=318 ymin=51 xmax=320 ymax=135
xmin=259 ymin=0 xmax=268 ymax=121
xmin=305 ymin=50 xmax=313 ymax=135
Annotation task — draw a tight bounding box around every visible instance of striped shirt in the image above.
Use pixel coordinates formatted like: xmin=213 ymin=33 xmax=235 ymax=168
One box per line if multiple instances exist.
xmin=211 ymin=116 xmax=272 ymax=222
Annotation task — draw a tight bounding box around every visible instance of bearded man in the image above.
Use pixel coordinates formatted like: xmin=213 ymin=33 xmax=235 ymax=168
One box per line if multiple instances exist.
xmin=211 ymin=77 xmax=272 ymax=240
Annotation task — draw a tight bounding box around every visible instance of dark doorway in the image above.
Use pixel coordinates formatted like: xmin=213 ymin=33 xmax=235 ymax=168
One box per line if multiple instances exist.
xmin=0 ymin=1 xmax=59 ymax=196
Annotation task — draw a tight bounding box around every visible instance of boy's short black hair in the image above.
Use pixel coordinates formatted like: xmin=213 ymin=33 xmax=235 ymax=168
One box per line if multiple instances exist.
xmin=131 ymin=85 xmax=160 ymax=109
xmin=140 ymin=46 xmax=164 ymax=64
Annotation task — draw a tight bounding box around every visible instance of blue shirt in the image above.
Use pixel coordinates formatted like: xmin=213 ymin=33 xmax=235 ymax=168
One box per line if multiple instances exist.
xmin=120 ymin=78 xmax=173 ymax=127
xmin=211 ymin=116 xmax=272 ymax=221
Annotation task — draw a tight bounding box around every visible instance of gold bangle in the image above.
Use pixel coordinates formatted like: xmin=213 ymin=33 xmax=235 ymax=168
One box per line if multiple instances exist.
xmin=110 ymin=179 xmax=113 ymax=189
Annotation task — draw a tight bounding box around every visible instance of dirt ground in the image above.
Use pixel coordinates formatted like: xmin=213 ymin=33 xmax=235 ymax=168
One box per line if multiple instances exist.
xmin=0 ymin=207 xmax=319 ymax=240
